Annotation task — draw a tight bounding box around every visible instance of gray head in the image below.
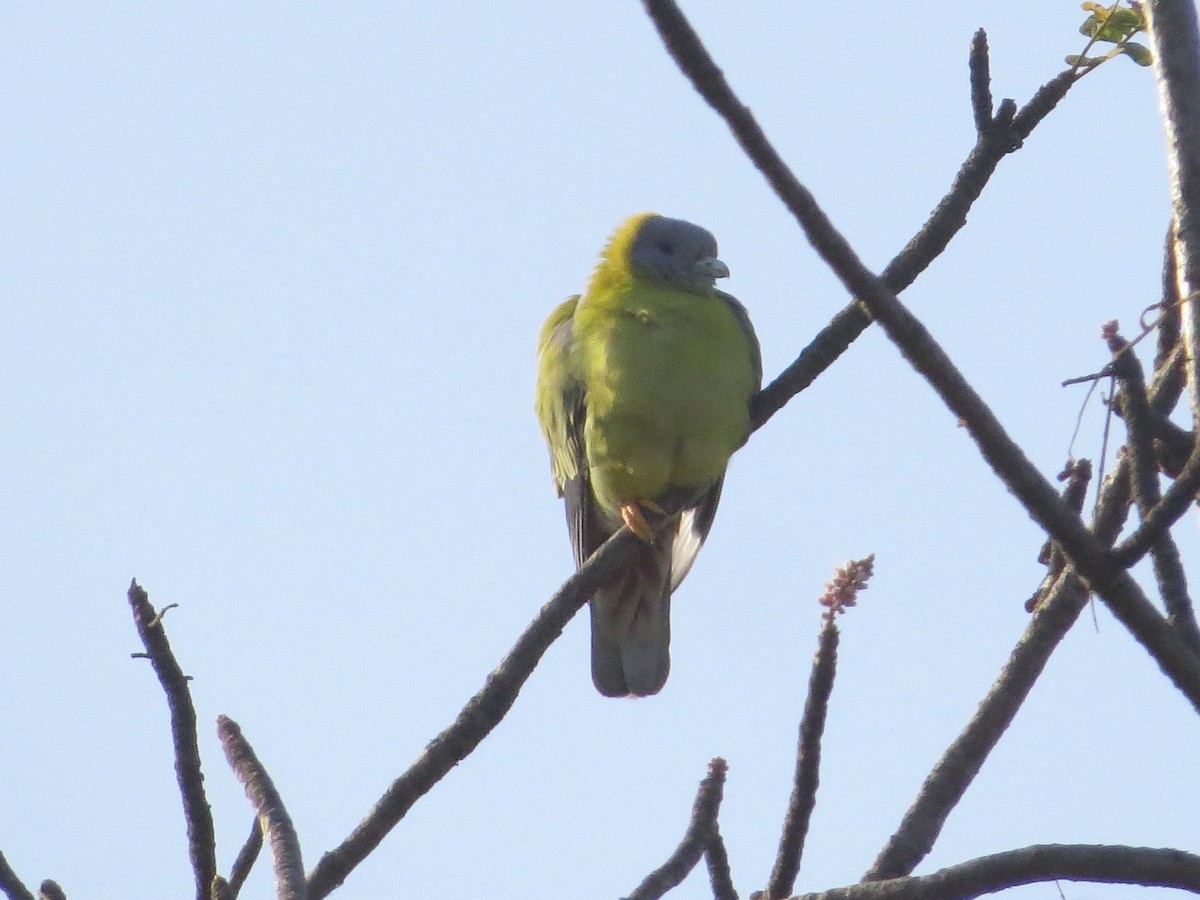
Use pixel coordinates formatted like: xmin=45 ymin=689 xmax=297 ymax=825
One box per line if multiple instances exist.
xmin=627 ymin=216 xmax=729 ymax=292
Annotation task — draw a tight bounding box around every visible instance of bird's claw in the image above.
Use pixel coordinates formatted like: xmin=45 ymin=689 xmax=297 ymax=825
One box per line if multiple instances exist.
xmin=621 ymin=502 xmax=657 ymax=542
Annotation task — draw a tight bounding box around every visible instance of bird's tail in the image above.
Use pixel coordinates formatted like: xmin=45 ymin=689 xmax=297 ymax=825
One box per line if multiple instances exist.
xmin=589 ymin=530 xmax=674 ymax=697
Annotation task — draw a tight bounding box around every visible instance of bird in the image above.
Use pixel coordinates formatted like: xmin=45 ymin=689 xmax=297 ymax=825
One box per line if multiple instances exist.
xmin=535 ymin=213 xmax=761 ymax=697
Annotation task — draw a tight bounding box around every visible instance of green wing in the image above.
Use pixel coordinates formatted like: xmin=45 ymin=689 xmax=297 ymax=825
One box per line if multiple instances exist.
xmin=716 ymin=288 xmax=763 ymax=397
xmin=534 ymin=296 xmax=583 ymax=496
xmin=534 ymin=296 xmax=608 ymax=570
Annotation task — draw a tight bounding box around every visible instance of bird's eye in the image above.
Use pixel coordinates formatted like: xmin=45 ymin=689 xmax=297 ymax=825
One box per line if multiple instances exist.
xmin=658 ymin=241 xmax=674 ymax=255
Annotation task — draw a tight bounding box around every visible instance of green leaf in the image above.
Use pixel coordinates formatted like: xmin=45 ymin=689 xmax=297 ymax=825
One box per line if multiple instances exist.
xmin=1079 ymin=5 xmax=1144 ymax=43
xmin=1107 ymin=7 xmax=1145 ymax=34
xmin=1121 ymin=41 xmax=1153 ymax=66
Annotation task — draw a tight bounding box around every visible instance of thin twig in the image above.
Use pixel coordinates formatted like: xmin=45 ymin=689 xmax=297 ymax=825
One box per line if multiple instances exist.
xmin=1068 ymin=337 xmax=1184 ymax=600
xmin=865 ymin=568 xmax=1090 ymax=881
xmin=641 ymin=0 xmax=1200 ymax=715
xmin=225 ymin=818 xmax=263 ymax=900
xmin=626 ymin=758 xmax=728 ymax=900
xmin=871 ymin=346 xmax=1195 ymax=880
xmin=1109 ymin=330 xmax=1200 ymax=651
xmin=1150 ymin=410 xmax=1194 ymax=476
xmin=1111 ymin=449 xmax=1200 ymax=564
xmin=1156 ymin=222 xmax=1184 ymax=373
xmin=1112 ymin=234 xmax=1191 ymax=553
xmin=805 ymin=844 xmax=1200 ymax=900
xmin=751 ymin=304 xmax=871 ymax=432
xmin=127 ymin=580 xmax=217 ymax=900
xmin=764 ymin=618 xmax=839 ymax=899
xmin=747 ymin=33 xmax=1079 ymax=433
xmin=0 ymin=851 xmax=35 ymax=900
xmin=871 ymin=347 xmax=1190 ymax=880
xmin=218 ymin=717 xmax=306 ymax=900
xmin=1027 ymin=459 xmax=1091 ymax=612
xmin=305 ymin=526 xmax=642 ymax=898
xmin=705 ymin=826 xmax=738 ymax=900
xmin=968 ymin=30 xmax=994 ymax=136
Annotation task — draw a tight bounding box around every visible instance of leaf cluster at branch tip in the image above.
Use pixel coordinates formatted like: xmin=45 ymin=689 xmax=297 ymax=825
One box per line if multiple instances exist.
xmin=1069 ymin=2 xmax=1152 ymax=69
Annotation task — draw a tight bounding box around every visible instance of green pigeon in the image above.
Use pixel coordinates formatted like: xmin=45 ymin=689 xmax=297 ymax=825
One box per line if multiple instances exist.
xmin=535 ymin=213 xmax=761 ymax=696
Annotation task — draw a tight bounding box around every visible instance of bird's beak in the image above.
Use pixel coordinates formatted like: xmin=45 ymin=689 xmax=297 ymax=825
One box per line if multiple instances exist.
xmin=698 ymin=256 xmax=730 ymax=279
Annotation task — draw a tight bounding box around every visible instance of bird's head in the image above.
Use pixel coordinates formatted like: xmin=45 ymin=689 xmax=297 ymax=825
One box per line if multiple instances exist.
xmin=618 ymin=214 xmax=729 ymax=293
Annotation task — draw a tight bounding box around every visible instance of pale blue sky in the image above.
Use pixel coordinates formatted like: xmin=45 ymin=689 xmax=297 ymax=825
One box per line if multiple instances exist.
xmin=2 ymin=3 xmax=1197 ymax=898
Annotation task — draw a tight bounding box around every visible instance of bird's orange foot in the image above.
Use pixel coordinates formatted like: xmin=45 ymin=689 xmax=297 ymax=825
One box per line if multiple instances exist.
xmin=621 ymin=502 xmax=656 ymax=542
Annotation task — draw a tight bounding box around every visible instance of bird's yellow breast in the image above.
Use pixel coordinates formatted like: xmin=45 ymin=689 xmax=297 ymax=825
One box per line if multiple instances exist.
xmin=574 ymin=281 xmax=755 ymax=513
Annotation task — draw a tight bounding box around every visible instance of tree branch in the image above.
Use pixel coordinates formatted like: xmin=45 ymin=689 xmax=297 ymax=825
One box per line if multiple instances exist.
xmin=764 ymin=618 xmax=839 ymax=899
xmin=1110 ymin=330 xmax=1200 ymax=650
xmin=0 ymin=851 xmax=35 ymax=900
xmin=865 ymin=569 xmax=1090 ymax=881
xmin=749 ymin=28 xmax=1078 ymax=433
xmin=1156 ymin=223 xmax=1184 ymax=375
xmin=1131 ymin=3 xmax=1200 ymax=597
xmin=705 ymin=826 xmax=737 ymax=900
xmin=866 ymin=458 xmax=1100 ymax=880
xmin=1145 ymin=1 xmax=1200 ymax=427
xmin=869 ymin=330 xmax=1194 ymax=880
xmin=127 ymin=580 xmax=217 ymax=900
xmin=218 ymin=717 xmax=305 ymax=900
xmin=968 ymin=30 xmax=994 ymax=135
xmin=641 ymin=0 xmax=1200 ymax=716
xmin=1110 ymin=304 xmax=1191 ymax=562
xmin=223 ymin=818 xmax=263 ymax=900
xmin=305 ymin=527 xmax=641 ymax=898
xmin=800 ymin=845 xmax=1200 ymax=899
xmin=626 ymin=758 xmax=728 ymax=900
xmin=1112 ymin=439 xmax=1200 ymax=565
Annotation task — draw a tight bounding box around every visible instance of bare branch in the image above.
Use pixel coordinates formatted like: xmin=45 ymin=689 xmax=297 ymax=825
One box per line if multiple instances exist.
xmin=1137 ymin=3 xmax=1200 ymax=600
xmin=0 ymin=851 xmax=35 ymax=900
xmin=865 ymin=568 xmax=1090 ymax=881
xmin=1156 ymin=223 xmax=1184 ymax=374
xmin=869 ymin=329 xmax=1198 ymax=881
xmin=968 ymin=30 xmax=994 ymax=135
xmin=1145 ymin=1 xmax=1200 ymax=426
xmin=749 ymin=33 xmax=1079 ymax=433
xmin=224 ymin=818 xmax=263 ymax=900
xmin=705 ymin=827 xmax=737 ymax=900
xmin=1112 ymin=448 xmax=1200 ymax=564
xmin=764 ymin=617 xmax=840 ymax=899
xmin=217 ymin=717 xmax=305 ymax=900
xmin=801 ymin=845 xmax=1200 ymax=900
xmin=305 ymin=527 xmax=641 ymax=898
xmin=1028 ymin=460 xmax=1092 ymax=612
xmin=751 ymin=304 xmax=871 ymax=433
xmin=870 ymin=394 xmax=1187 ymax=882
xmin=1109 ymin=330 xmax=1200 ymax=650
xmin=126 ymin=580 xmax=217 ymax=900
xmin=1111 ymin=250 xmax=1195 ymax=564
xmin=641 ymin=0 xmax=1200 ymax=715
xmin=626 ymin=758 xmax=728 ymax=900
xmin=1008 ymin=70 xmax=1076 ymax=142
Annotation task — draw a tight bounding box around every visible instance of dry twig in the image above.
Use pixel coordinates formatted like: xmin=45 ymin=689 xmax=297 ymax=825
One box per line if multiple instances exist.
xmin=626 ymin=759 xmax=729 ymax=900
xmin=127 ymin=580 xmax=217 ymax=900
